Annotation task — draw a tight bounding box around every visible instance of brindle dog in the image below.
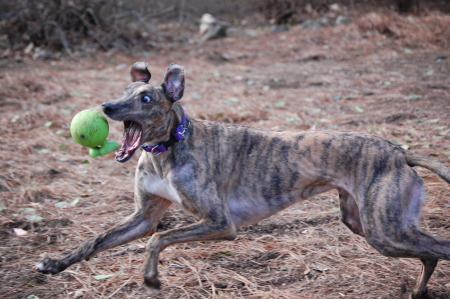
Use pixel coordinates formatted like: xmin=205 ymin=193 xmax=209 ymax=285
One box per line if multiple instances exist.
xmin=36 ymin=62 xmax=450 ymax=298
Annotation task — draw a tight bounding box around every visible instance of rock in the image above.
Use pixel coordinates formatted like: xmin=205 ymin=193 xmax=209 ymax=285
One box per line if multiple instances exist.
xmin=201 ymin=25 xmax=227 ymax=42
xmin=336 ymin=15 xmax=352 ymax=25
xmin=199 ymin=13 xmax=216 ymax=36
xmin=199 ymin=13 xmax=254 ymax=41
xmin=226 ymin=27 xmax=250 ymax=38
xmin=298 ymin=17 xmax=329 ymax=30
xmin=24 ymin=42 xmax=34 ymax=54
xmin=199 ymin=13 xmax=228 ymax=42
xmin=330 ymin=3 xmax=341 ymax=11
xmin=33 ymin=49 xmax=54 ymax=60
xmin=270 ymin=25 xmax=290 ymax=33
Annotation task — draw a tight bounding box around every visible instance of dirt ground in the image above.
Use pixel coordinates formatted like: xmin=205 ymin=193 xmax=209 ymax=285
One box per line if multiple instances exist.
xmin=1 ymin=12 xmax=450 ymax=299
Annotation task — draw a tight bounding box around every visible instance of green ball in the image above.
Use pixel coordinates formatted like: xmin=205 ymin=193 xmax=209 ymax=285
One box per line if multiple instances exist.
xmin=70 ymin=109 xmax=109 ymax=148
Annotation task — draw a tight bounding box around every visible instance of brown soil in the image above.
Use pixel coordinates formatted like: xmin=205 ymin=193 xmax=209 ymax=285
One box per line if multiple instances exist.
xmin=1 ymin=12 xmax=450 ymax=299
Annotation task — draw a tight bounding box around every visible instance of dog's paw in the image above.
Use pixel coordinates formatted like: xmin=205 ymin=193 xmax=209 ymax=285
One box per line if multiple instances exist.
xmin=143 ymin=275 xmax=162 ymax=290
xmin=409 ymin=290 xmax=430 ymax=299
xmin=34 ymin=256 xmax=66 ymax=274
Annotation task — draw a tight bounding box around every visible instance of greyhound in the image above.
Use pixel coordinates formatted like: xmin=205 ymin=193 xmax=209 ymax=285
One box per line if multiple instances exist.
xmin=36 ymin=62 xmax=450 ymax=298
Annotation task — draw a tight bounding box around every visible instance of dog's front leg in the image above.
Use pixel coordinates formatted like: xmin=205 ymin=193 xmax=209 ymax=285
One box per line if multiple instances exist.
xmin=142 ymin=216 xmax=236 ymax=289
xmin=36 ymin=197 xmax=171 ymax=274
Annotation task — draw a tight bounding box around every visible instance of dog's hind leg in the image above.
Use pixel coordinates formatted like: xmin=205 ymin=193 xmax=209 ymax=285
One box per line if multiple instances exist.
xmin=359 ymin=170 xmax=450 ymax=297
xmin=411 ymin=258 xmax=439 ymax=298
xmin=36 ymin=197 xmax=171 ymax=274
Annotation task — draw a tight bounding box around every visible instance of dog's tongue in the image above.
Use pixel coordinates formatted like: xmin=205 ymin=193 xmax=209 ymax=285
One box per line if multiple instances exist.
xmin=116 ymin=121 xmax=142 ymax=162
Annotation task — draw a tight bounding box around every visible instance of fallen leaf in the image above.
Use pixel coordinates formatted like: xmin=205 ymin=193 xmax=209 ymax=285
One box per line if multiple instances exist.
xmin=11 ymin=115 xmax=21 ymax=123
xmin=223 ymin=98 xmax=239 ymax=105
xmin=191 ymin=91 xmax=201 ymax=99
xmin=310 ymin=263 xmax=329 ymax=272
xmin=24 ymin=215 xmax=43 ymax=221
xmin=93 ymin=274 xmax=116 ymax=280
xmin=115 ymin=63 xmax=127 ymax=70
xmin=14 ymin=228 xmax=28 ymax=236
xmin=74 ymin=290 xmax=84 ymax=297
xmin=403 ymin=48 xmax=413 ymax=54
xmin=406 ymin=94 xmax=422 ymax=99
xmin=274 ymin=101 xmax=286 ymax=107
xmin=54 ymin=201 xmax=69 ymax=208
xmin=36 ymin=148 xmax=51 ymax=154
xmin=439 ymin=129 xmax=450 ymax=136
xmin=72 ymin=91 xmax=92 ymax=98
xmin=354 ymin=106 xmax=364 ymax=113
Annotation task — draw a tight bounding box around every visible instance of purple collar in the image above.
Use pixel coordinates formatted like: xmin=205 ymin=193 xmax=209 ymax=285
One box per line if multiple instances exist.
xmin=141 ymin=112 xmax=189 ymax=156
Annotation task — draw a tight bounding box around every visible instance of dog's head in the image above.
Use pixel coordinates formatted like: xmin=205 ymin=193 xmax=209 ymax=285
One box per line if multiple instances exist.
xmin=102 ymin=62 xmax=185 ymax=163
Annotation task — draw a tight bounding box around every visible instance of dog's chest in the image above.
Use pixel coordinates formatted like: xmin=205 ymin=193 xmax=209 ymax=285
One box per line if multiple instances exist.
xmin=143 ymin=173 xmax=182 ymax=204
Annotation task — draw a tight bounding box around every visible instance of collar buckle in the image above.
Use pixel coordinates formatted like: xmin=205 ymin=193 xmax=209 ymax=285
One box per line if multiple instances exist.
xmin=151 ymin=148 xmax=162 ymax=156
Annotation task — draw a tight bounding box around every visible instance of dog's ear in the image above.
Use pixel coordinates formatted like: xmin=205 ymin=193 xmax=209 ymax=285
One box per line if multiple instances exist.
xmin=162 ymin=63 xmax=185 ymax=102
xmin=130 ymin=62 xmax=151 ymax=83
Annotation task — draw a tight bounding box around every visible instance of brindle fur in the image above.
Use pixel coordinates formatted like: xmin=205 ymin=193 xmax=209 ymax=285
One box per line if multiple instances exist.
xmin=36 ymin=62 xmax=450 ymax=298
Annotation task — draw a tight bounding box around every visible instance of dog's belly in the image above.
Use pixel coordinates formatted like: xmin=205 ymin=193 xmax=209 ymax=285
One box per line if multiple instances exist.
xmin=227 ymin=184 xmax=334 ymax=227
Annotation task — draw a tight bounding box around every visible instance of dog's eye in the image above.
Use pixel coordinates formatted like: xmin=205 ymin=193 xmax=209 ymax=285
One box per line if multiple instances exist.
xmin=141 ymin=95 xmax=151 ymax=103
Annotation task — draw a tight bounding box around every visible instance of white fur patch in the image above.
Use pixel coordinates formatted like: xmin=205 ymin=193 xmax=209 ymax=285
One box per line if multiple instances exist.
xmin=144 ymin=173 xmax=182 ymax=205
xmin=35 ymin=262 xmax=45 ymax=271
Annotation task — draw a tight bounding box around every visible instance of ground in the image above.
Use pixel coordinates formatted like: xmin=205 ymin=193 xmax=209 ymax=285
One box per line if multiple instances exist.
xmin=1 ymin=12 xmax=450 ymax=299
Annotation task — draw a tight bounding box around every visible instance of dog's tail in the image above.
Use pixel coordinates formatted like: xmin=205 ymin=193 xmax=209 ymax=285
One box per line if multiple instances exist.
xmin=405 ymin=151 xmax=450 ymax=184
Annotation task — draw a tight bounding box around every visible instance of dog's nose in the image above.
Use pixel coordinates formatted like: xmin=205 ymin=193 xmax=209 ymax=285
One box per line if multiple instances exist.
xmin=102 ymin=102 xmax=114 ymax=116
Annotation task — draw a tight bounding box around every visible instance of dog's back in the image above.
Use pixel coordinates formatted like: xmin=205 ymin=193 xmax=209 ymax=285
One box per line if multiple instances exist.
xmin=177 ymin=119 xmax=413 ymax=227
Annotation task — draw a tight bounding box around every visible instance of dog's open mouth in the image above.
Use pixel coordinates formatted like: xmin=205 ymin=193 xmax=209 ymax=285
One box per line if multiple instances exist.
xmin=116 ymin=121 xmax=142 ymax=163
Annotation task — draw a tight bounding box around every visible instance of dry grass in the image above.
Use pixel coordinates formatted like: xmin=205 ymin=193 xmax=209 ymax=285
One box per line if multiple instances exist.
xmin=356 ymin=12 xmax=450 ymax=48
xmin=1 ymin=12 xmax=450 ymax=299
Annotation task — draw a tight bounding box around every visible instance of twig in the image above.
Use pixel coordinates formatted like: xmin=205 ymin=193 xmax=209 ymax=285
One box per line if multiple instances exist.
xmin=106 ymin=276 xmax=134 ymax=299
xmin=44 ymin=21 xmax=72 ymax=56
xmin=0 ymin=278 xmax=32 ymax=299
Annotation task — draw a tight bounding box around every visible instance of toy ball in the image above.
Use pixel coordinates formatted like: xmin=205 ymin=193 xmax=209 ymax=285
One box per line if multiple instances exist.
xmin=70 ymin=109 xmax=119 ymax=157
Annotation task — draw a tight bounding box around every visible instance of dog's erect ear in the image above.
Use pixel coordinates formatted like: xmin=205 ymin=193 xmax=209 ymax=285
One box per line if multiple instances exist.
xmin=162 ymin=63 xmax=185 ymax=101
xmin=130 ymin=62 xmax=151 ymax=83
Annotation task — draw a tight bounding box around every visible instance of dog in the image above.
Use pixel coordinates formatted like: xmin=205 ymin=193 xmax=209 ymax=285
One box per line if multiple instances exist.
xmin=36 ymin=62 xmax=450 ymax=298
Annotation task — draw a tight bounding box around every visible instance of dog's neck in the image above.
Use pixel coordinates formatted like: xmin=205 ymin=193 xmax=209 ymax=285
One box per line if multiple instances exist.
xmin=141 ymin=103 xmax=188 ymax=156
